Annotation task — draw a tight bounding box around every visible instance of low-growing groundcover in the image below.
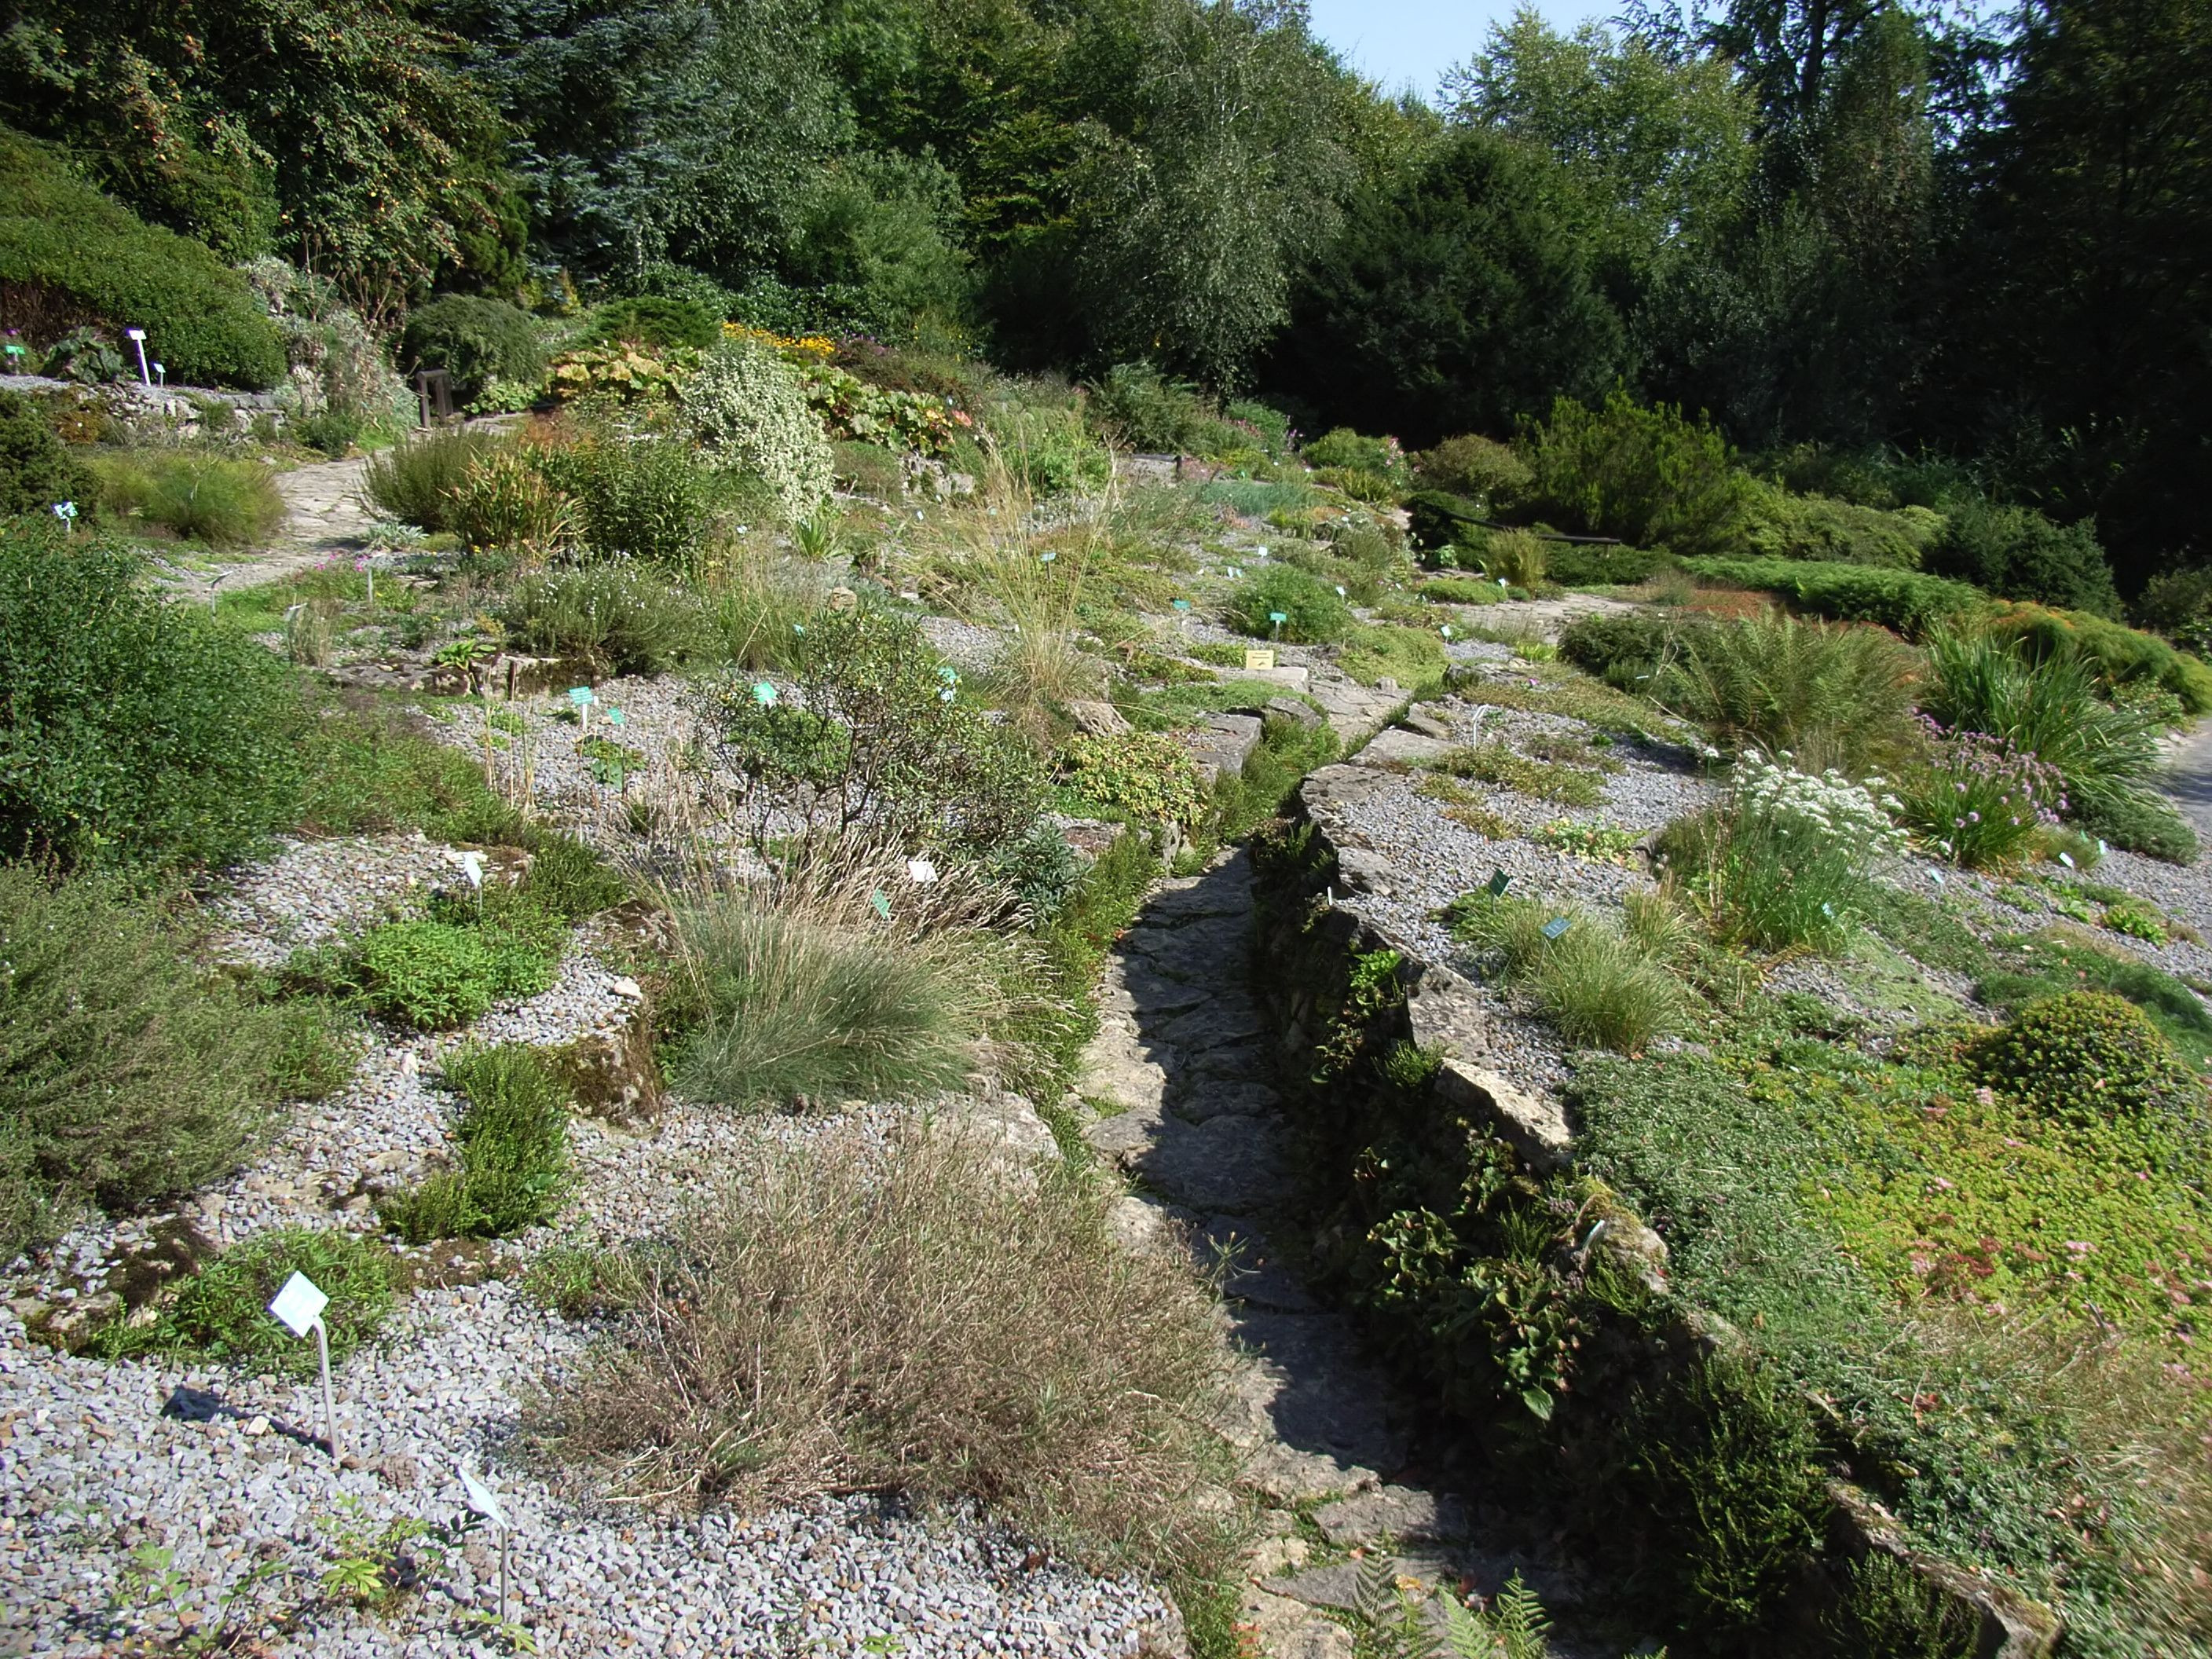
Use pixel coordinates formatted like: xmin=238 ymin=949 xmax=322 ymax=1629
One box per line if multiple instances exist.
xmin=104 ymin=1225 xmax=394 ymax=1377
xmin=379 ymin=1045 xmax=572 ymax=1243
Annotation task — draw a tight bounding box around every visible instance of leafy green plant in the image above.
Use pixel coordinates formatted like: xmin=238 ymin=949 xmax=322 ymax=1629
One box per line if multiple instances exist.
xmin=591 ymin=294 xmax=723 ymax=350
xmin=1413 ymin=433 xmax=1533 ymax=509
xmin=361 ymin=427 xmax=497 ymax=533
xmin=1528 ymin=819 xmax=1642 ymax=862
xmin=1659 ymin=613 xmax=1918 ymax=774
xmin=291 ymin=891 xmax=566 ymax=1032
xmin=1221 ymin=562 xmax=1351 ymax=642
xmin=1741 ymin=482 xmax=1946 ymax=569
xmin=0 ymin=866 xmax=345 ymax=1258
xmin=1302 ymin=427 xmax=1408 ymax=485
xmin=0 ymin=390 xmax=90 ymax=515
xmin=539 ymin=431 xmax=716 ymax=569
xmin=448 ymin=446 xmax=580 ymax=558
xmin=2 ymin=519 xmax=302 ymax=868
xmin=1889 ymin=722 xmax=2064 ymax=869
xmin=1478 ymin=528 xmax=1547 ymax=588
xmin=1350 ymin=1552 xmax=1566 ymax=1659
xmin=379 ymin=1045 xmax=570 ymax=1242
xmin=499 ymin=565 xmax=707 ymax=676
xmin=1925 ymin=498 xmax=2120 ymax=617
xmin=1059 ymin=731 xmax=1207 ymax=824
xmin=111 ymin=1225 xmax=392 ymax=1375
xmin=1679 ymin=558 xmax=1985 ymax=635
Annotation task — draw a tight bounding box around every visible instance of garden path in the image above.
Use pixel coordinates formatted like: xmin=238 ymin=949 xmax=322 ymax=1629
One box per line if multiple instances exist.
xmin=1080 ymin=850 xmax=1607 ymax=1658
xmin=2160 ymin=720 xmax=2212 ymax=844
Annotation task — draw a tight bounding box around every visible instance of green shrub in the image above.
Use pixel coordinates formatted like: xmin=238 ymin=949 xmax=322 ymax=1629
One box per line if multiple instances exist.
xmin=682 ymin=339 xmax=834 ymax=523
xmin=90 ymin=451 xmax=285 ymax=548
xmin=1889 ymin=727 xmax=2062 ymax=870
xmin=1477 ymin=529 xmax=1546 ymax=588
xmin=1338 ymin=624 xmax=1447 ymax=688
xmin=1430 ymin=742 xmax=1603 ymax=806
xmin=499 ymin=566 xmax=707 ymax=676
xmin=1982 ymin=602 xmax=2212 ymax=716
xmin=590 ymin=295 xmax=723 ymax=351
xmin=1222 ymin=397 xmax=1292 ymax=459
xmin=1302 ymin=427 xmax=1408 ymax=486
xmin=1919 ymin=627 xmax=2161 ymax=825
xmin=667 ymin=892 xmax=999 ymax=1108
xmin=398 ymin=295 xmax=548 ymax=401
xmin=1966 ymin=992 xmax=2204 ymax=1131
xmin=2073 ymin=788 xmax=2198 ymax=863
xmin=0 ymin=867 xmax=344 ymax=1258
xmin=1980 ymin=936 xmax=2212 ymax=1071
xmin=539 ymin=433 xmax=715 ymax=569
xmin=830 ymin=439 xmax=906 ymax=498
xmin=1084 ymin=361 xmax=1220 ymax=452
xmin=1741 ymin=483 xmax=1945 ymax=569
xmin=1413 ymin=434 xmax=1531 ymax=508
xmin=1659 ymin=614 xmax=1919 ymax=774
xmin=1679 ymin=558 xmax=1986 ymax=635
xmin=691 ymin=606 xmax=1046 ymax=859
xmin=293 ymin=407 xmax=362 ymax=459
xmin=361 ymin=428 xmax=497 ymax=533
xmin=1059 ymin=731 xmax=1207 ymax=824
xmin=1225 ymin=565 xmax=1353 ymax=643
xmin=2131 ymin=566 xmax=2212 ymax=657
xmin=1543 ymin=544 xmax=1669 ymax=585
xmin=114 ymin=1225 xmax=392 ymax=1376
xmin=1521 ymin=390 xmax=1752 ymax=555
xmin=1558 ymin=610 xmax=1696 ymax=686
xmin=0 ymin=130 xmax=285 ymax=389
xmin=379 ymin=1045 xmax=570 ymax=1242
xmin=1 ymin=519 xmax=301 ymax=868
xmin=0 ymin=390 xmax=90 ymax=515
xmin=1926 ymin=499 xmax=2120 ymax=617
xmin=987 ymin=401 xmax=1111 ymax=497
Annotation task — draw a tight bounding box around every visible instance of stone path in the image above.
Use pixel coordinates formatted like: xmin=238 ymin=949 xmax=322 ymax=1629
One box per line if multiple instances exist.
xmin=1078 ymin=851 xmax=1602 ymax=1658
xmin=2161 ymin=719 xmax=2212 ymax=844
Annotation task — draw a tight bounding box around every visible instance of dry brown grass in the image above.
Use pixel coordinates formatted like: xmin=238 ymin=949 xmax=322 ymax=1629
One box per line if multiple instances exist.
xmin=535 ymin=1117 xmax=1243 ymax=1575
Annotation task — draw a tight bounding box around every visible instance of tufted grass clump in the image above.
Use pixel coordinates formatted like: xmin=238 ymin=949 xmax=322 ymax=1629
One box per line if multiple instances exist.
xmin=1445 ymin=893 xmax=1688 ymax=1053
xmin=1657 ymin=613 xmax=1919 ymax=775
xmin=379 ymin=1045 xmax=572 ymax=1243
xmin=362 ymin=427 xmax=499 ymax=533
xmin=536 ymin=1116 xmax=1240 ymax=1574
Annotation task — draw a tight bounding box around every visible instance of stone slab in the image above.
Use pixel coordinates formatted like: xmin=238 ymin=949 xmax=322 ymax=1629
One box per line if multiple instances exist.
xmin=1130 ymin=1113 xmax=1287 ymax=1213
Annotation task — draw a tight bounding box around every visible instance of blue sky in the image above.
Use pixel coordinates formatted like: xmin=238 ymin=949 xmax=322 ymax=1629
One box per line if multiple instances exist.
xmin=1307 ymin=0 xmax=1613 ymax=102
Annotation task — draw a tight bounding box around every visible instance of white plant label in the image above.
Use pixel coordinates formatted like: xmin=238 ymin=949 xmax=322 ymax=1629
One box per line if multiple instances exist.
xmin=268 ymin=1272 xmax=328 ymax=1339
xmin=460 ymin=1461 xmax=511 ymax=1530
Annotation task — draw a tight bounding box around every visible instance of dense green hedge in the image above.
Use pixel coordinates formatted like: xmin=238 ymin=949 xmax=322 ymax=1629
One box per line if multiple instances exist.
xmin=0 ymin=128 xmax=284 ymax=390
xmin=1681 ymin=556 xmax=1987 ymax=635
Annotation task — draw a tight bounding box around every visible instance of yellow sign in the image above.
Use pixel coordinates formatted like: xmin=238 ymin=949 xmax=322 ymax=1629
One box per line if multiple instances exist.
xmin=1243 ymin=647 xmax=1276 ymax=672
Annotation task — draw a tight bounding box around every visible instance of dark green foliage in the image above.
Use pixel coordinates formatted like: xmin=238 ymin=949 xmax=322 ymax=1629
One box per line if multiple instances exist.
xmin=1558 ymin=610 xmax=1694 ymax=686
xmin=1980 ymin=602 xmax=2212 ymax=716
xmin=398 ymin=295 xmax=547 ymax=400
xmin=1742 ymin=487 xmax=1946 ymax=569
xmin=1521 ymin=390 xmax=1753 ymax=555
xmin=1979 ymin=936 xmax=2212 ymax=1073
xmin=361 ymin=427 xmax=498 ymax=533
xmin=1412 ymin=433 xmax=1532 ymax=507
xmin=540 ymin=434 xmax=716 ymax=569
xmin=295 ymin=903 xmax=564 ymax=1031
xmin=379 ymin=1045 xmax=570 ymax=1242
xmin=291 ymin=696 xmax=522 ymax=844
xmin=1659 ymin=614 xmax=1919 ymax=774
xmin=1925 ymin=500 xmax=2120 ymax=617
xmin=112 ymin=1225 xmax=393 ymax=1376
xmin=1224 ymin=565 xmax=1353 ymax=643
xmin=2072 ymin=788 xmax=2198 ymax=863
xmin=0 ymin=519 xmax=300 ymax=869
xmin=1821 ymin=1552 xmax=1983 ymax=1659
xmin=0 ymin=128 xmax=285 ymax=388
xmin=590 ymin=294 xmax=723 ymax=350
xmin=1404 ymin=489 xmax=1485 ymax=557
xmin=0 ymin=391 xmax=90 ymax=515
xmin=2131 ymin=566 xmax=2212 ymax=657
xmin=1965 ymin=991 xmax=2204 ymax=1131
xmin=0 ymin=866 xmax=346 ymax=1258
xmin=1277 ymin=127 xmax=1626 ymax=444
xmin=500 ymin=565 xmax=709 ymax=676
xmin=1679 ymin=558 xmax=1985 ymax=635
xmin=1543 ymin=544 xmax=1670 ymax=585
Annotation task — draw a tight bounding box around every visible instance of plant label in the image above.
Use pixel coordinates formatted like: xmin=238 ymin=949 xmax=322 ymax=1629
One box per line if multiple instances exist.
xmin=1540 ymin=915 xmax=1573 ymax=941
xmin=567 ymin=687 xmax=595 ymax=706
xmin=1488 ymin=869 xmax=1511 ymax=897
xmin=1171 ymin=599 xmax=1191 ymax=612
xmin=906 ymin=857 xmax=939 ymax=884
xmin=1243 ymin=648 xmax=1276 ymax=671
xmin=1267 ymin=610 xmax=1288 ymax=624
xmin=268 ymin=1273 xmax=328 ymax=1339
xmin=753 ymin=682 xmax=778 ymax=705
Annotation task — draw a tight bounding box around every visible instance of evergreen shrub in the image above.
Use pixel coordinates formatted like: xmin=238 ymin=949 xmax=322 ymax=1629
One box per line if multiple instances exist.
xmin=0 ymin=390 xmax=89 ymax=517
xmin=399 ymin=295 xmax=548 ymax=401
xmin=1521 ymin=390 xmax=1752 ymax=555
xmin=1926 ymin=500 xmax=2121 ymax=617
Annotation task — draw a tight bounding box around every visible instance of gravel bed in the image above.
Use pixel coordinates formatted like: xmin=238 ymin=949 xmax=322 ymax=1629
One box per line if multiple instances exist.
xmin=210 ymin=834 xmax=474 ymax=967
xmin=917 ymin=613 xmax=1009 ymax=668
xmin=0 ymin=1287 xmax=1170 ymax=1657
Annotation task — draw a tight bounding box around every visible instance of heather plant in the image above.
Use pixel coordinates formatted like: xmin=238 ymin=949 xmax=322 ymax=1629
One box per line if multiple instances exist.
xmin=379 ymin=1045 xmax=571 ymax=1242
xmin=682 ymin=337 xmax=833 ymax=523
xmin=1521 ymin=390 xmax=1753 ymax=554
xmin=1889 ymin=718 xmax=2064 ymax=868
xmin=1225 ymin=564 xmax=1353 ymax=643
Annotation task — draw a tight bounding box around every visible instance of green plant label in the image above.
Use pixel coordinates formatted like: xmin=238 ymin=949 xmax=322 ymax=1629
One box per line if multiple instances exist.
xmin=567 ymin=687 xmax=595 ymax=705
xmin=1268 ymin=610 xmax=1288 ymax=624
xmin=1540 ymin=915 xmax=1573 ymax=941
xmin=1172 ymin=599 xmax=1191 ymax=613
xmin=1488 ymin=869 xmax=1511 ymax=897
xmin=870 ymin=889 xmax=892 ymax=920
xmin=753 ymin=682 xmax=778 ymax=705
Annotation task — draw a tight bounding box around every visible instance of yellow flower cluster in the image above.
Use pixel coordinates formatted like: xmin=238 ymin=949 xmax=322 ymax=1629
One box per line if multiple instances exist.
xmin=720 ymin=321 xmax=837 ymax=361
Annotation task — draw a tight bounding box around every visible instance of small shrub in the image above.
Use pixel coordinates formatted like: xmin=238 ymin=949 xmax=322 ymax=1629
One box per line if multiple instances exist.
xmin=447 ymin=447 xmax=580 ymax=558
xmin=1478 ymin=529 xmax=1546 ymax=588
xmin=539 ymin=433 xmax=715 ymax=569
xmin=293 ymin=896 xmax=565 ymax=1031
xmin=499 ymin=566 xmax=706 ymax=676
xmin=1338 ymin=624 xmax=1447 ymax=688
xmin=1413 ymin=434 xmax=1531 ymax=508
xmin=590 ymin=295 xmax=723 ymax=351
xmin=1199 ymin=477 xmax=1315 ymax=519
xmin=1679 ymin=557 xmax=1984 ymax=635
xmin=2133 ymin=566 xmax=2212 ymax=657
xmin=1 ymin=520 xmax=301 ymax=868
xmin=987 ymin=402 xmax=1111 ymax=496
xmin=399 ymin=295 xmax=548 ymax=401
xmin=0 ymin=390 xmax=90 ymax=515
xmin=1302 ymin=427 xmax=1408 ymax=487
xmin=1084 ymin=361 xmax=1220 ymax=452
xmin=1925 ymin=499 xmax=2120 ymax=617
xmin=1059 ymin=731 xmax=1207 ymax=825
xmin=1659 ymin=613 xmax=1918 ymax=774
xmin=1890 ymin=721 xmax=2064 ymax=869
xmin=361 ymin=429 xmax=497 ymax=533
xmin=682 ymin=339 xmax=833 ymax=523
xmin=1741 ymin=483 xmax=1945 ymax=569
xmin=1544 ymin=544 xmax=1669 ymax=585
xmin=1558 ymin=610 xmax=1699 ymax=687
xmin=91 ymin=451 xmax=285 ymax=548
xmin=1980 ymin=601 xmax=2212 ymax=716
xmin=115 ymin=1225 xmax=392 ymax=1376
xmin=536 ymin=1118 xmax=1234 ymax=1573
xmin=0 ymin=867 xmax=343 ymax=1258
xmin=1521 ymin=390 xmax=1753 ymax=555
xmin=1966 ymin=991 xmax=2204 ymax=1131
xmin=2074 ymin=788 xmax=2198 ymax=863
xmin=1225 ymin=565 xmax=1353 ymax=643
xmin=379 ymin=1046 xmax=570 ymax=1242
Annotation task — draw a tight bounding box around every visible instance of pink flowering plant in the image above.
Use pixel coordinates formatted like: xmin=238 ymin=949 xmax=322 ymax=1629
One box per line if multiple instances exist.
xmin=1891 ymin=716 xmax=2065 ymax=869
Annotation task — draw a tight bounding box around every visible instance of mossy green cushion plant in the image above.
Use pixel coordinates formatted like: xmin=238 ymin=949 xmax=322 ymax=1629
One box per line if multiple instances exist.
xmin=1964 ymin=991 xmax=2206 ymax=1133
xmin=1225 ymin=565 xmax=1353 ymax=643
xmin=0 ymin=128 xmax=285 ymax=389
xmin=1057 ymin=731 xmax=1207 ymax=825
xmin=379 ymin=1045 xmax=572 ymax=1242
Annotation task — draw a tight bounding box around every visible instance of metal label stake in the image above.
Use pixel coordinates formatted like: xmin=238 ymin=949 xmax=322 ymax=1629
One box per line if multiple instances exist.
xmin=268 ymin=1272 xmax=339 ymax=1463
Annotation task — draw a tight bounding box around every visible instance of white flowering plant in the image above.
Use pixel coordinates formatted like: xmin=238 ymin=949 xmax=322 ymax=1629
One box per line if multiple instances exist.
xmin=680 ymin=339 xmax=834 ymax=525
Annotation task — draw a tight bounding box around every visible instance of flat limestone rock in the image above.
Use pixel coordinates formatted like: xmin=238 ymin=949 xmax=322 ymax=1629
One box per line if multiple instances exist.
xmin=1223 ymin=1309 xmax=1408 ymax=1492
xmin=1313 ymin=1485 xmax=1472 ymax=1547
xmin=1357 ymin=726 xmax=1458 ymax=768
xmin=1174 ymin=1079 xmax=1280 ymax=1122
xmin=1079 ymin=1015 xmax=1170 ymax=1113
xmin=1130 ymin=1113 xmax=1287 ymax=1213
xmin=1085 ymin=1104 xmax=1164 ymax=1160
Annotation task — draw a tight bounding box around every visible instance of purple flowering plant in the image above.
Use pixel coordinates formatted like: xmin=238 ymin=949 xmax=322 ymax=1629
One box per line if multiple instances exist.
xmin=1892 ymin=714 xmax=2065 ymax=869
